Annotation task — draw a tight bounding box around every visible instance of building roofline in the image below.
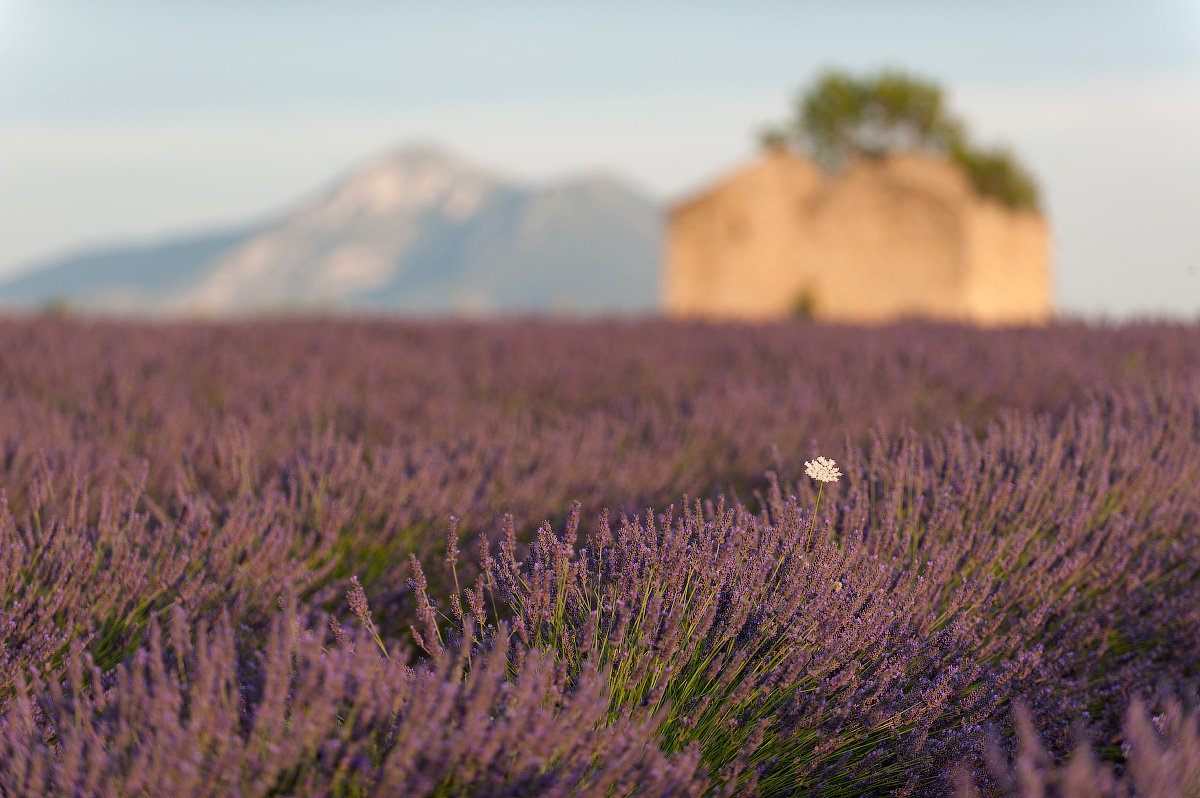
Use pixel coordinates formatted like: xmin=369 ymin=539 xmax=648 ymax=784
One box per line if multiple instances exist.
xmin=668 ymin=148 xmax=816 ymax=216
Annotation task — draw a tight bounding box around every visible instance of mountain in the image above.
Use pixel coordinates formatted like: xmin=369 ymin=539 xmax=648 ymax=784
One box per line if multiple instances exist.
xmin=0 ymin=146 xmax=662 ymax=316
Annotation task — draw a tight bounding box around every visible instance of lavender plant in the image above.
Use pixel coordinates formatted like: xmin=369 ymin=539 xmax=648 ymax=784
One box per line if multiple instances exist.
xmin=410 ymin=385 xmax=1200 ymax=792
xmin=955 ymin=692 xmax=1200 ymax=797
xmin=0 ymin=604 xmax=703 ymax=797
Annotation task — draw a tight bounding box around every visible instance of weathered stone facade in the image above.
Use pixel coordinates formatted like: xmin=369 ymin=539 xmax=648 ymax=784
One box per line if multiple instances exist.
xmin=664 ymin=149 xmax=1052 ymax=324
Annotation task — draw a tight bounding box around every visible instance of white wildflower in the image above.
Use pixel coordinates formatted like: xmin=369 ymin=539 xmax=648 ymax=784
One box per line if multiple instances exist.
xmin=804 ymin=456 xmax=842 ymax=483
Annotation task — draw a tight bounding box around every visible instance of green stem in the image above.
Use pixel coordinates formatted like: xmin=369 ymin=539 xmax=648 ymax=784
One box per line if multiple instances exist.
xmin=812 ymin=483 xmax=825 ymax=538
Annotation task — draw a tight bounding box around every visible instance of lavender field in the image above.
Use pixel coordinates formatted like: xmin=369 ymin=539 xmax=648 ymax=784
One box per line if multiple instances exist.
xmin=0 ymin=317 xmax=1198 ymax=796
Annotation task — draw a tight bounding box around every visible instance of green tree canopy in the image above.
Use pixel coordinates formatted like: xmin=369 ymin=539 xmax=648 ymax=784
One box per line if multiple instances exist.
xmin=763 ymin=69 xmax=1041 ymax=212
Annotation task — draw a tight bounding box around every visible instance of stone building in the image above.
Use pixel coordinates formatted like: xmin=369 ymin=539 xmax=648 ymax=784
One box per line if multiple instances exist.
xmin=664 ymin=148 xmax=1052 ymax=324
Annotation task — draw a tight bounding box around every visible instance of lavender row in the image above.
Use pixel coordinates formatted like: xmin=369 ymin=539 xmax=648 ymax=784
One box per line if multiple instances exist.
xmin=1 ymin=605 xmax=703 ymax=796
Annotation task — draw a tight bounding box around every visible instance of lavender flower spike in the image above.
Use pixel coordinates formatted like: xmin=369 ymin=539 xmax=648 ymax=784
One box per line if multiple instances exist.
xmin=804 ymin=456 xmax=842 ymax=483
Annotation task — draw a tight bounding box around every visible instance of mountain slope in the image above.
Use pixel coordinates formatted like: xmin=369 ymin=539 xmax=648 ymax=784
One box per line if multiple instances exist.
xmin=364 ymin=173 xmax=662 ymax=314
xmin=0 ymin=227 xmax=255 ymax=310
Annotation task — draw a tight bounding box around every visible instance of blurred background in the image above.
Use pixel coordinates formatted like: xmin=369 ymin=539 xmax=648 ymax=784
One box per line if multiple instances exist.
xmin=1 ymin=0 xmax=1197 ymax=319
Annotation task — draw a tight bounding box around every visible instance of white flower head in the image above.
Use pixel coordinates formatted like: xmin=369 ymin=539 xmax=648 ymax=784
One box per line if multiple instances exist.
xmin=804 ymin=456 xmax=842 ymax=483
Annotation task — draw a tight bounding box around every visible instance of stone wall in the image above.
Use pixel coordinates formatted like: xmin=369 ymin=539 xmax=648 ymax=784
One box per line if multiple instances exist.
xmin=664 ymin=150 xmax=821 ymax=319
xmin=962 ymin=204 xmax=1053 ymax=324
xmin=664 ymin=150 xmax=1053 ymax=324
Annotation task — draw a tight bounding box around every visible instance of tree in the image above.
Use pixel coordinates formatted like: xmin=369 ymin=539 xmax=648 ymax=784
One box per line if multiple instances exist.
xmin=762 ymin=69 xmax=1040 ymax=212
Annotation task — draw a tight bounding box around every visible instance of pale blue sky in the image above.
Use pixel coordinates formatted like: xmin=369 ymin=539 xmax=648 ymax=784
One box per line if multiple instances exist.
xmin=2 ymin=0 xmax=1198 ymax=317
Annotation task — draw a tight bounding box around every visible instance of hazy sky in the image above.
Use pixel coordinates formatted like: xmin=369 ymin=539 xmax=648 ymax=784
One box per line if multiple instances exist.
xmin=2 ymin=0 xmax=1198 ymax=317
